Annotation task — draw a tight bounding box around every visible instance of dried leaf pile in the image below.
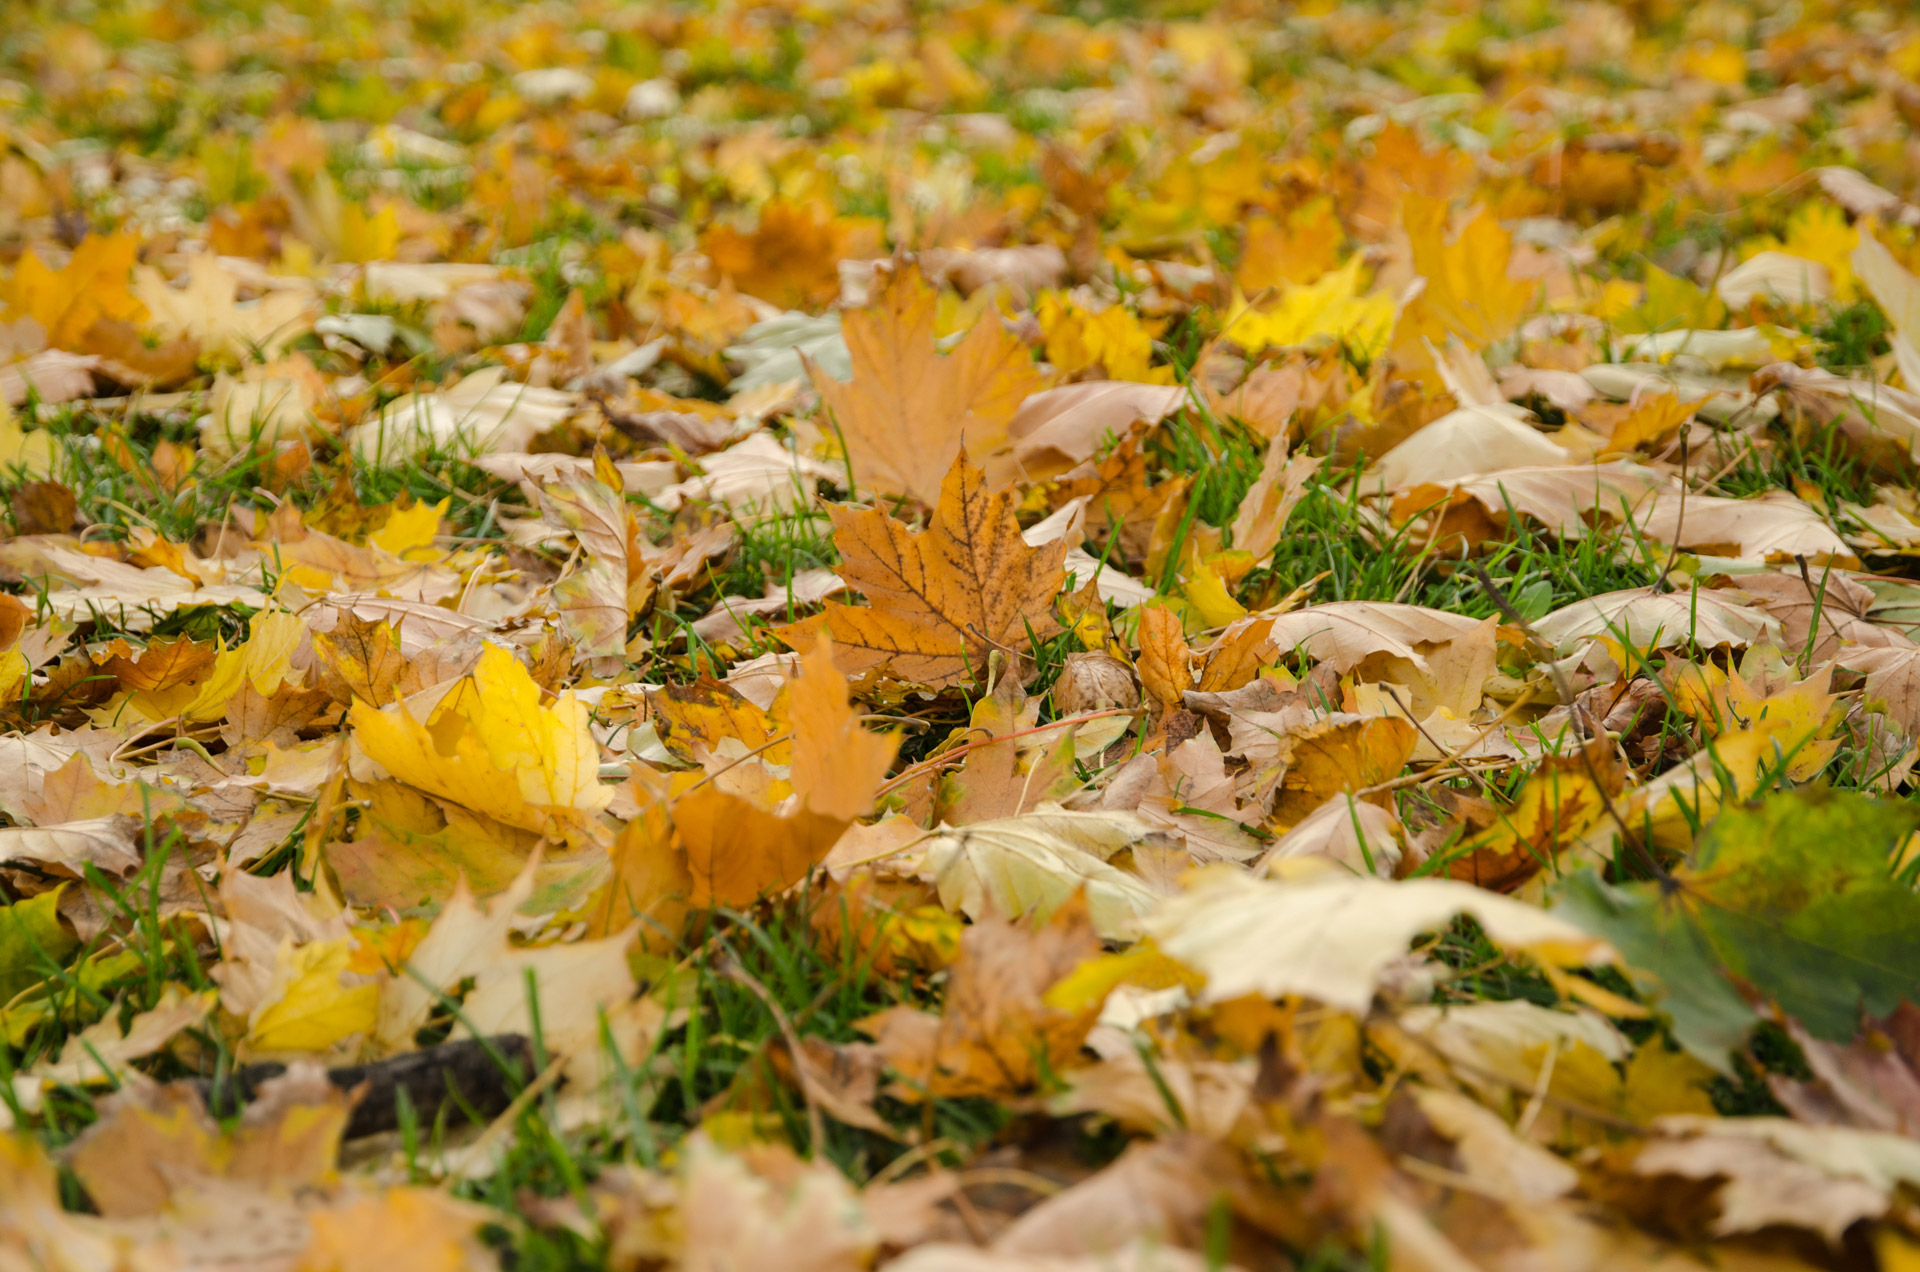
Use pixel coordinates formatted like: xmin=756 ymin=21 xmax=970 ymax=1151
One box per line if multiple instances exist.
xmin=8 ymin=1 xmax=1920 ymax=1269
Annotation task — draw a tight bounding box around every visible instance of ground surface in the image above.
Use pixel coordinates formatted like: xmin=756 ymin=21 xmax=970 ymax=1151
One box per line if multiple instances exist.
xmin=5 ymin=1 xmax=1920 ymax=1269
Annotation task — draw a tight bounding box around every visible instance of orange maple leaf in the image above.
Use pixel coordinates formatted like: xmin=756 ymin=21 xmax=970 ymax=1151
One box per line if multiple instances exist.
xmin=701 ymin=199 xmax=847 ymax=311
xmin=782 ymin=452 xmax=1068 ymax=689
xmin=811 ymin=266 xmax=1046 ymax=507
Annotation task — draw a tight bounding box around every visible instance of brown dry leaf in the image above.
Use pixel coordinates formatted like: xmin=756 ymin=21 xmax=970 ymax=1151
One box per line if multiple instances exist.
xmin=993 ymin=1136 xmax=1272 ymax=1263
xmin=1632 ymin=1116 xmax=1920 ymax=1242
xmin=787 ymin=452 xmax=1068 ymax=688
xmin=1766 ymin=1015 xmax=1920 ymax=1137
xmin=1444 ymin=740 xmax=1624 ymax=892
xmin=1631 ymin=489 xmax=1853 ymax=563
xmin=1206 ymin=602 xmax=1496 ymax=716
xmin=1268 ymin=715 xmax=1417 ymax=830
xmin=1205 ymin=362 xmax=1308 ymax=441
xmin=310 ymin=615 xmax=424 ymax=706
xmin=1536 ymin=588 xmax=1780 ymax=652
xmin=862 ymin=897 xmax=1103 ymax=1100
xmin=680 ymin=1137 xmax=875 ymax=1272
xmin=296 ymin=1188 xmax=500 ymax=1272
xmin=812 ymin=266 xmax=1045 ymax=506
xmin=95 ymin=634 xmax=221 ymax=692
xmin=1389 ymin=462 xmax=1667 ymax=547
xmin=673 ymin=779 xmax=849 ymax=909
xmin=0 ymin=815 xmax=143 ymax=875
xmin=1732 ymin=569 xmax=1906 ymax=663
xmin=1055 ymin=434 xmax=1183 ymax=567
xmin=1256 ymin=793 xmax=1407 ymax=878
xmin=1371 ymin=404 xmax=1568 ymax=489
xmin=1148 ymin=863 xmax=1613 ymax=1013
xmin=782 ymin=637 xmax=901 ymax=822
xmin=1840 ymin=644 xmax=1920 ymax=735
xmin=68 ymin=1066 xmax=351 ymax=1218
xmin=647 ymin=677 xmax=782 ymax=766
xmin=938 ymin=671 xmax=1080 ymax=826
xmin=1229 ymin=447 xmax=1323 ymax=563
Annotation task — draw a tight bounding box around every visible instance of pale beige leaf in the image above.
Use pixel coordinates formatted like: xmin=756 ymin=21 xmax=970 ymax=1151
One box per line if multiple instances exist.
xmin=1147 ymin=864 xmax=1612 ymax=1013
xmin=1535 ymin=588 xmax=1780 ymax=651
xmin=924 ymin=807 xmax=1162 ymax=941
xmin=1636 ymin=1116 xmax=1920 ymax=1241
xmin=1372 ymin=405 xmax=1567 ymax=489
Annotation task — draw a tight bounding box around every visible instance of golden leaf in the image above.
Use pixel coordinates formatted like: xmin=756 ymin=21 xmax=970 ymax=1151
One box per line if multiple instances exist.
xmin=349 ymin=643 xmax=612 ymax=841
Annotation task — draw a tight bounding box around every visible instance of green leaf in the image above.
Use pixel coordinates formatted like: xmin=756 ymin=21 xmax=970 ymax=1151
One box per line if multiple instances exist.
xmin=1553 ymin=869 xmax=1756 ymax=1073
xmin=1553 ymin=789 xmax=1920 ymax=1069
xmin=0 ymin=887 xmax=79 ymax=1002
xmin=1679 ymin=788 xmax=1920 ymax=1042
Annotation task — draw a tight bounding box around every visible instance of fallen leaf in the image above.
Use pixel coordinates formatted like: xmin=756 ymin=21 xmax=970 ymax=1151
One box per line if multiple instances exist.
xmin=788 ymin=452 xmax=1068 ymax=688
xmin=863 ymin=898 xmax=1103 ymax=1099
xmin=349 ymin=643 xmax=612 ymax=841
xmin=812 ymin=266 xmax=1045 ymax=506
xmin=1149 ymin=862 xmax=1612 ymax=1013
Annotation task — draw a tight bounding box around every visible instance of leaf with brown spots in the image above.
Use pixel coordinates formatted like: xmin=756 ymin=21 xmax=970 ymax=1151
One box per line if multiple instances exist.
xmin=311 ymin=615 xmax=422 ymax=707
xmin=785 ymin=452 xmax=1068 ymax=689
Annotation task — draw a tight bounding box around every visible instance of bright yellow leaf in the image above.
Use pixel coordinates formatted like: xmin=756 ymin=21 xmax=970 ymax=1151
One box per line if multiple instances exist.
xmin=350 ymin=643 xmax=613 ymax=840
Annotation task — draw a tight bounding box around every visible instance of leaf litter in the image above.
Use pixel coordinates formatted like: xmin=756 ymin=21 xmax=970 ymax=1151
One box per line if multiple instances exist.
xmin=7 ymin=2 xmax=1920 ymax=1270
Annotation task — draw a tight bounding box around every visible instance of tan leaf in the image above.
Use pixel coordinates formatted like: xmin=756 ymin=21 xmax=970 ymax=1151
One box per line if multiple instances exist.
xmin=783 ymin=637 xmax=901 ymax=821
xmin=1633 ymin=1116 xmax=1920 ymax=1241
xmin=1631 ymin=489 xmax=1853 ymax=563
xmin=862 ymin=898 xmax=1103 ymax=1100
xmin=1136 ymin=605 xmax=1196 ymax=713
xmin=1003 ymin=382 xmax=1184 ymax=483
xmin=923 ymin=807 xmax=1162 ymax=941
xmin=812 ymin=267 xmax=1045 ymax=506
xmin=1207 ymin=602 xmax=1496 ymax=715
xmin=1535 ymin=588 xmax=1780 ymax=652
xmin=1229 ymin=447 xmax=1323 ymax=563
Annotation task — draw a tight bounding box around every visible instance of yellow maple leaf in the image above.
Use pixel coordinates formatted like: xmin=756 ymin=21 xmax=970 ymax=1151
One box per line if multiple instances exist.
xmin=1602 ymin=390 xmax=1710 ymax=456
xmin=334 ymin=201 xmax=403 ymax=264
xmin=350 ymin=643 xmax=612 ymax=840
xmin=1220 ymin=256 xmax=1396 ymax=359
xmin=367 ymin=497 xmax=449 ymax=558
xmin=1751 ymin=201 xmax=1860 ymax=302
xmin=0 ymin=233 xmax=146 ymax=353
xmin=814 ymin=266 xmax=1047 ymax=506
xmin=1237 ymin=198 xmax=1344 ymax=293
xmin=246 ymin=937 xmax=380 ymax=1054
xmin=1036 ymin=291 xmax=1171 ymax=383
xmin=1391 ymin=197 xmax=1537 ymax=361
